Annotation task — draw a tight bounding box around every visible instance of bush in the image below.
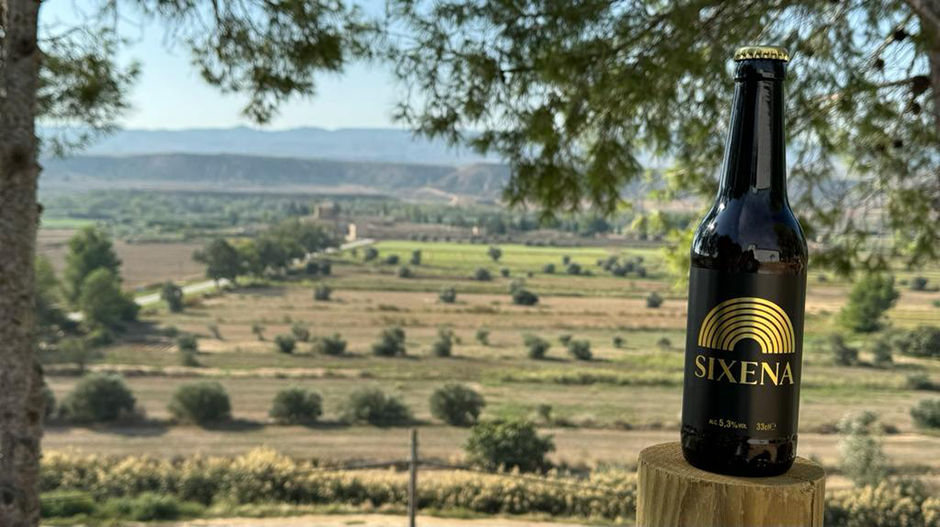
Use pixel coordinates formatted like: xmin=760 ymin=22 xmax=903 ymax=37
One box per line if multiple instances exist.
xmin=430 ymin=383 xmax=486 ymax=426
xmin=397 ymin=266 xmax=414 ymax=278
xmin=911 ymin=399 xmax=940 ymax=429
xmin=910 ymin=276 xmax=929 ymax=291
xmin=341 ymin=387 xmax=412 ymax=425
xmin=562 ymin=255 xmax=571 ymax=265
xmin=567 ymin=339 xmax=592 ymax=361
xmin=372 ymin=326 xmax=407 ymax=357
xmin=251 ymin=323 xmax=265 ymax=341
xmin=635 ymin=266 xmax=647 ymax=278
xmin=871 ymin=336 xmax=893 ymax=366
xmin=542 ymin=263 xmax=555 ymax=274
xmin=363 ymin=247 xmax=379 ymax=261
xmin=475 ymin=328 xmax=490 ymax=345
xmin=160 ymin=281 xmax=184 ymax=313
xmin=487 ymin=246 xmax=502 ymax=262
xmin=566 ymin=263 xmax=581 ymax=275
xmin=465 ymin=419 xmax=554 ymax=473
xmin=439 ymin=286 xmax=457 ymax=304
xmin=291 ymin=322 xmax=311 ymax=342
xmin=168 ymin=381 xmax=231 ymax=424
xmin=612 ymin=335 xmax=625 ymax=348
xmin=473 ymin=267 xmax=492 ymax=281
xmin=41 ymin=490 xmax=96 ymax=518
xmin=524 ymin=334 xmax=550 ymax=359
xmin=313 ymin=284 xmax=332 ymax=301
xmin=829 ymin=334 xmax=859 ymax=366
xmin=646 ymin=292 xmax=664 ymax=308
xmin=316 ymin=333 xmax=347 ymax=356
xmin=274 ymin=334 xmax=297 ymax=354
xmin=557 ymin=333 xmax=573 ymax=345
xmin=432 ymin=326 xmax=455 ymax=357
xmin=59 ymin=374 xmax=137 ymax=423
xmin=839 ymin=273 xmax=899 ymax=333
xmin=410 ymin=250 xmax=422 ymax=266
xmin=177 ymin=334 xmax=198 ymax=353
xmin=269 ymin=387 xmax=323 ymax=424
xmin=895 ymin=326 xmax=940 ymax=358
xmin=384 ymin=254 xmax=400 ymax=265
xmin=837 ymin=411 xmax=888 ymax=487
xmin=304 ymin=261 xmax=321 ymax=275
xmin=906 ymin=372 xmax=935 ymax=390
xmin=100 ymin=492 xmax=191 ymax=521
xmin=512 ymin=288 xmax=539 ymax=306
xmin=500 ymin=267 xmax=511 ymax=278
xmin=656 ymin=337 xmax=672 ymax=349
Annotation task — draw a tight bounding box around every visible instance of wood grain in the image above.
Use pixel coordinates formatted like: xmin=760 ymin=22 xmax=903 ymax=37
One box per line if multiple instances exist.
xmin=636 ymin=442 xmax=825 ymax=527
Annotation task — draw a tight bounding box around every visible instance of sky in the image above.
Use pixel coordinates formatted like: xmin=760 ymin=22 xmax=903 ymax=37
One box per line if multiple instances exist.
xmin=41 ymin=0 xmax=399 ymax=131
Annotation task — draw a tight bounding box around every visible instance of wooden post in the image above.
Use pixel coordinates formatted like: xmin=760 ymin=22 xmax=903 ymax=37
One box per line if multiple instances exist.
xmin=636 ymin=442 xmax=825 ymax=527
xmin=408 ymin=428 xmax=418 ymax=527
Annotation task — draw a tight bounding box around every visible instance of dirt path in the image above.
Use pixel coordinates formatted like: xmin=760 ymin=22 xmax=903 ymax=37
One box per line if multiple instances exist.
xmin=172 ymin=514 xmax=593 ymax=527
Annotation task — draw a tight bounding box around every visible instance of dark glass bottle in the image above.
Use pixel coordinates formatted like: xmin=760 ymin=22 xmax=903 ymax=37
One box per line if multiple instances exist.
xmin=680 ymin=46 xmax=808 ymax=477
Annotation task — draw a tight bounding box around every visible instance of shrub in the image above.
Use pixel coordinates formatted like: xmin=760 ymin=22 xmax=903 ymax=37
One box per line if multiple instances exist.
xmin=839 ymin=273 xmax=899 ymax=333
xmin=906 ymin=372 xmax=935 ymax=390
xmin=341 ymin=387 xmax=411 ymax=425
xmin=475 ymin=328 xmax=490 ymax=345
xmin=432 ymin=326 xmax=455 ymax=357
xmin=562 ymin=255 xmax=571 ymax=265
xmin=177 ymin=334 xmax=198 ymax=353
xmin=910 ymin=276 xmax=929 ymax=291
xmin=558 ymin=333 xmax=573 ymax=345
xmin=512 ymin=288 xmax=539 ymax=306
xmin=100 ymin=492 xmax=191 ymax=521
xmin=304 ymin=261 xmax=321 ymax=275
xmin=895 ymin=326 xmax=940 ymax=358
xmin=160 ymin=281 xmax=184 ymax=312
xmin=251 ymin=323 xmax=265 ymax=341
xmin=646 ymin=292 xmax=664 ymax=308
xmin=410 ymin=250 xmax=422 ymax=265
xmin=656 ymin=337 xmax=672 ymax=349
xmin=384 ymin=254 xmax=400 ymax=265
xmin=500 ymin=267 xmax=510 ymax=278
xmin=168 ymin=381 xmax=231 ymax=424
xmin=871 ymin=336 xmax=893 ymax=366
xmin=269 ymin=388 xmax=323 ymax=424
xmin=465 ymin=419 xmax=554 ymax=473
xmin=566 ymin=263 xmax=581 ymax=275
xmin=439 ymin=286 xmax=457 ymax=304
xmin=397 ymin=265 xmax=414 ymax=278
xmin=524 ymin=334 xmax=550 ymax=359
xmin=291 ymin=322 xmax=311 ymax=342
xmin=59 ymin=374 xmax=137 ymax=423
xmin=180 ymin=349 xmax=200 ymax=367
xmin=911 ymin=399 xmax=940 ymax=429
xmin=41 ymin=490 xmax=95 ymax=518
xmin=274 ymin=334 xmax=297 ymax=354
xmin=363 ymin=247 xmax=379 ymax=261
xmin=829 ymin=334 xmax=859 ymax=366
xmin=567 ymin=339 xmax=592 ymax=361
xmin=372 ymin=326 xmax=407 ymax=357
xmin=473 ymin=267 xmax=492 ymax=281
xmin=313 ymin=284 xmax=332 ymax=301
xmin=612 ymin=335 xmax=625 ymax=348
xmin=837 ymin=411 xmax=888 ymax=487
xmin=430 ymin=383 xmax=486 ymax=426
xmin=319 ymin=261 xmax=331 ymax=276
xmin=316 ymin=333 xmax=347 ymax=356
xmin=487 ymin=246 xmax=502 ymax=262
xmin=542 ymin=263 xmax=555 ymax=274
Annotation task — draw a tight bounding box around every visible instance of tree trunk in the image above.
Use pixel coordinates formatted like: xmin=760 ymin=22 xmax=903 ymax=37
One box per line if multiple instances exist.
xmin=0 ymin=0 xmax=44 ymax=523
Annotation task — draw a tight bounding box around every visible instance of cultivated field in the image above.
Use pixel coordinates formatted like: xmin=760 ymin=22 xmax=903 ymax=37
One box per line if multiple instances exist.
xmin=44 ymin=240 xmax=940 ymax=491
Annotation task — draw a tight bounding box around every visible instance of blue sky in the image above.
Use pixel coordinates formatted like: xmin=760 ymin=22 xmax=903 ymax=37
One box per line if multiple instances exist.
xmin=41 ymin=0 xmax=399 ymax=130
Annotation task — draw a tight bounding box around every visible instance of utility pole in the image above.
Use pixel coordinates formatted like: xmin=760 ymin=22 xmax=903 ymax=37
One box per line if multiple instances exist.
xmin=409 ymin=428 xmax=418 ymax=527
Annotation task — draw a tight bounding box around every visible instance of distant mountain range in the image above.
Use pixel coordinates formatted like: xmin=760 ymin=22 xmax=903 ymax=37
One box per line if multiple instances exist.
xmin=41 ymin=153 xmax=510 ymax=201
xmin=43 ymin=126 xmax=498 ymax=166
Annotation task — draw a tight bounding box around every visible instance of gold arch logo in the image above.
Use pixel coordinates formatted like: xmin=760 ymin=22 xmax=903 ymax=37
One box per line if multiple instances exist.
xmin=698 ymin=297 xmax=794 ymax=354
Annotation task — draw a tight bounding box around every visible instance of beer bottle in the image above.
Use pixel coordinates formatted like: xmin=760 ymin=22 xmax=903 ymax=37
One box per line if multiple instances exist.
xmin=680 ymin=46 xmax=807 ymax=477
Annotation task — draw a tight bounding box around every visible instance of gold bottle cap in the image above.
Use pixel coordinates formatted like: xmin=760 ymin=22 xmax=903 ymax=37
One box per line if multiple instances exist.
xmin=733 ymin=46 xmax=789 ymax=62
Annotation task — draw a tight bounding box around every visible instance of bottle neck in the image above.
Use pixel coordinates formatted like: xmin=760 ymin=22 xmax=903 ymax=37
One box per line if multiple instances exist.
xmin=717 ymin=60 xmax=787 ymax=205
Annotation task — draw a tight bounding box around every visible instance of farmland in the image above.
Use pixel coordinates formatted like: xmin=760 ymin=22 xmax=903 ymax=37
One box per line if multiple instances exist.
xmin=42 ymin=239 xmax=940 ymax=494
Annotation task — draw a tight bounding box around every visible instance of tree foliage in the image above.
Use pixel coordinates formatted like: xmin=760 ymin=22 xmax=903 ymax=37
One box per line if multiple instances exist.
xmin=78 ymin=268 xmax=139 ymax=330
xmin=386 ymin=0 xmax=940 ymax=272
xmin=464 ymin=419 xmax=554 ymax=473
xmin=63 ymin=226 xmax=122 ymax=305
xmin=430 ymin=383 xmax=486 ymax=426
xmin=839 ymin=273 xmax=900 ymax=332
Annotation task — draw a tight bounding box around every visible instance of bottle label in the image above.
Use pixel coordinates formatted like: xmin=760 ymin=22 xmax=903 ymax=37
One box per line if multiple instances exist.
xmin=682 ymin=267 xmax=806 ymax=439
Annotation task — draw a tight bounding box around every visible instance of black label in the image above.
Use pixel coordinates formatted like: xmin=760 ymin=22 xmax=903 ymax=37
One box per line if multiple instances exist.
xmin=682 ymin=267 xmax=806 ymax=440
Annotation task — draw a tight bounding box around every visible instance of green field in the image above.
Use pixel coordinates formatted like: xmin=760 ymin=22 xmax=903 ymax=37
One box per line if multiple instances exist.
xmin=44 ymin=240 xmax=940 ymax=492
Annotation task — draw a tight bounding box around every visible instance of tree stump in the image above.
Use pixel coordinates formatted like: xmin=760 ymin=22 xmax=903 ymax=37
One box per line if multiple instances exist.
xmin=636 ymin=442 xmax=825 ymax=526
